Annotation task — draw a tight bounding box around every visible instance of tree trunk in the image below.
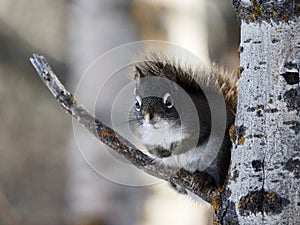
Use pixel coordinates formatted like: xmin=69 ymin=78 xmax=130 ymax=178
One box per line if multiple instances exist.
xmin=216 ymin=1 xmax=300 ymax=224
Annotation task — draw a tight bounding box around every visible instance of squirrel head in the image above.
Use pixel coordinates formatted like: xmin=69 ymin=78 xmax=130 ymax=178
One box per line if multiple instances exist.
xmin=130 ymin=64 xmax=188 ymax=158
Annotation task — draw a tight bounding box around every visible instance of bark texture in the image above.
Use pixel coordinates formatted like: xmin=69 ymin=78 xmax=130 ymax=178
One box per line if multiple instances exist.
xmin=216 ymin=1 xmax=300 ymax=224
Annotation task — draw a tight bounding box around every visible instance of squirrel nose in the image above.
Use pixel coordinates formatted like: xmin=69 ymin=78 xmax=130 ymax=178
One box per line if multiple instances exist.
xmin=144 ymin=113 xmax=159 ymax=124
xmin=149 ymin=113 xmax=154 ymax=121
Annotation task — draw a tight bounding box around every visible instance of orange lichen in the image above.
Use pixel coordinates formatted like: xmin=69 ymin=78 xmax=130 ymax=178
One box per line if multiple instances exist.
xmin=267 ymin=191 xmax=276 ymax=199
xmin=238 ymin=46 xmax=243 ymax=54
xmin=129 ymin=152 xmax=136 ymax=158
xmin=213 ymin=219 xmax=219 ymax=225
xmin=218 ymin=185 xmax=225 ymax=193
xmin=238 ymin=199 xmax=242 ymax=210
xmin=237 ymin=67 xmax=244 ymax=78
xmin=118 ymin=141 xmax=129 ymax=151
xmin=99 ymin=129 xmax=116 ymax=139
xmin=229 ymin=124 xmax=235 ymax=143
xmin=283 ymin=14 xmax=289 ymax=22
xmin=245 ymin=197 xmax=250 ymax=203
xmin=238 ymin=197 xmax=249 ymax=210
xmin=212 ymin=196 xmax=220 ymax=213
xmin=238 ymin=136 xmax=245 ymax=145
xmin=254 ymin=6 xmax=262 ymax=13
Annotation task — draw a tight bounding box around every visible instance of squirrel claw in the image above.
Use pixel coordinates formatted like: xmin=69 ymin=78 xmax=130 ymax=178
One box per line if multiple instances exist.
xmin=191 ymin=171 xmax=216 ymax=192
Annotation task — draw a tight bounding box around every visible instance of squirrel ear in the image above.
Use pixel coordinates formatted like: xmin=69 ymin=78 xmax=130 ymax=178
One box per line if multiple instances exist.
xmin=134 ymin=65 xmax=145 ymax=79
xmin=163 ymin=64 xmax=177 ymax=83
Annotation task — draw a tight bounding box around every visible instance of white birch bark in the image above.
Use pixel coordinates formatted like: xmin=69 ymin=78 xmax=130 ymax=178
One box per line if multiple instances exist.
xmin=218 ymin=1 xmax=300 ymax=224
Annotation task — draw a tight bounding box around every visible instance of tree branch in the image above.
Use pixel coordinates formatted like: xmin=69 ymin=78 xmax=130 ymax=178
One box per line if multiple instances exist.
xmin=30 ymin=54 xmax=219 ymax=202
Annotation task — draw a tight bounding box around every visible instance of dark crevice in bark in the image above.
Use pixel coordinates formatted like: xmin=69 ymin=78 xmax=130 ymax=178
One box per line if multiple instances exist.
xmin=238 ymin=189 xmax=291 ymax=216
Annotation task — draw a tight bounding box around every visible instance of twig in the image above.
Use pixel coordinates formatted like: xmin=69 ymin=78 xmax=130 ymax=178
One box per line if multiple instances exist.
xmin=29 ymin=54 xmax=217 ymax=202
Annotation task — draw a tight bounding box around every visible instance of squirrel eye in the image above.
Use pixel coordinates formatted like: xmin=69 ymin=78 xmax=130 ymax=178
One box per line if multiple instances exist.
xmin=163 ymin=92 xmax=173 ymax=108
xmin=135 ymin=95 xmax=142 ymax=111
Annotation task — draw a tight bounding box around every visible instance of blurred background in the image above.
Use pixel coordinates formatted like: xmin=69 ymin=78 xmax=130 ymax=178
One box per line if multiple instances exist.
xmin=0 ymin=0 xmax=239 ymax=225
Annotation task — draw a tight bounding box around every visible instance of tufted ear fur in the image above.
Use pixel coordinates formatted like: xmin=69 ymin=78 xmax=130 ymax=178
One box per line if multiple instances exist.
xmin=161 ymin=63 xmax=177 ymax=83
xmin=134 ymin=61 xmax=178 ymax=83
xmin=133 ymin=65 xmax=143 ymax=95
xmin=134 ymin=65 xmax=145 ymax=79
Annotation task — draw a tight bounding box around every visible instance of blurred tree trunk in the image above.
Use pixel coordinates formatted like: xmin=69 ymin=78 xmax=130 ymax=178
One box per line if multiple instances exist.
xmin=216 ymin=1 xmax=300 ymax=224
xmin=65 ymin=1 xmax=148 ymax=225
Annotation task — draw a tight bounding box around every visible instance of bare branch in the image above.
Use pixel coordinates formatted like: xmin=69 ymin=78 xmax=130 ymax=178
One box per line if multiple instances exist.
xmin=30 ymin=54 xmax=154 ymax=164
xmin=30 ymin=54 xmax=219 ymax=202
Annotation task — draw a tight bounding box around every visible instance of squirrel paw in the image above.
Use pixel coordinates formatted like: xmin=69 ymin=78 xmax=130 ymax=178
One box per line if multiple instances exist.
xmin=168 ymin=169 xmax=192 ymax=194
xmin=170 ymin=169 xmax=216 ymax=194
xmin=191 ymin=170 xmax=216 ymax=192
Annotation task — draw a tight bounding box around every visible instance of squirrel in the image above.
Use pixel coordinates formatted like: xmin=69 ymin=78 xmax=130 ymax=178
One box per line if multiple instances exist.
xmin=129 ymin=55 xmax=238 ymax=196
